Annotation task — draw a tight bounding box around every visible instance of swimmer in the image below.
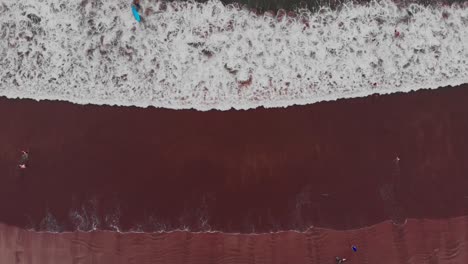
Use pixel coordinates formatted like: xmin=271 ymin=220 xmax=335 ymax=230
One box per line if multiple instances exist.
xmin=18 ymin=150 xmax=29 ymax=169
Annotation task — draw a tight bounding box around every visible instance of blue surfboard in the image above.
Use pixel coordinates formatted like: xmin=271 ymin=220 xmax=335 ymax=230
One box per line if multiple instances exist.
xmin=131 ymin=5 xmax=141 ymax=22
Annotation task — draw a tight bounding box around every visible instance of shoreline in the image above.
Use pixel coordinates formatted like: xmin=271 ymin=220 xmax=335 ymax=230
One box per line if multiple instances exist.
xmin=1 ymin=216 xmax=468 ymax=263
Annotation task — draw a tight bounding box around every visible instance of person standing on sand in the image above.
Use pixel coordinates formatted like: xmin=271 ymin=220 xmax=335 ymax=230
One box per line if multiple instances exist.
xmin=336 ymin=256 xmax=347 ymax=263
xmin=18 ymin=150 xmax=29 ymax=169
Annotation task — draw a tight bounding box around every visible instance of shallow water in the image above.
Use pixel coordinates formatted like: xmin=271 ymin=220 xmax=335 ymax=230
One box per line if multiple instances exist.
xmin=1 ymin=85 xmax=468 ymax=233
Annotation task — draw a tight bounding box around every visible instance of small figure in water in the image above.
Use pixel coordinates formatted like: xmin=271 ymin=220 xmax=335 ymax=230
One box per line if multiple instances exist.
xmin=394 ymin=29 xmax=401 ymax=38
xmin=18 ymin=150 xmax=29 ymax=169
xmin=336 ymin=257 xmax=347 ymax=264
xmin=133 ymin=0 xmax=141 ymax=11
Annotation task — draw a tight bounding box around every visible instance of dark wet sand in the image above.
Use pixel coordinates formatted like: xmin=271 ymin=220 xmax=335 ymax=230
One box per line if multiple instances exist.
xmin=1 ymin=85 xmax=468 ymax=232
xmin=1 ymin=217 xmax=468 ymax=264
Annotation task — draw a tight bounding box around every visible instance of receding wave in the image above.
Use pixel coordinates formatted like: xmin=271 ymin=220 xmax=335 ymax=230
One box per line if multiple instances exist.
xmin=0 ymin=0 xmax=466 ymax=110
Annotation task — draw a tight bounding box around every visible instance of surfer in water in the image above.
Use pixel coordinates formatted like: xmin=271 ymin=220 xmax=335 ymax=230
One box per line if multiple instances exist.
xmin=131 ymin=0 xmax=144 ymax=23
xmin=133 ymin=0 xmax=142 ymax=11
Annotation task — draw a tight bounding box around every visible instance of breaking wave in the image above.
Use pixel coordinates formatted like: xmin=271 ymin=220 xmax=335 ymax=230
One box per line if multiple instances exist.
xmin=0 ymin=0 xmax=467 ymax=110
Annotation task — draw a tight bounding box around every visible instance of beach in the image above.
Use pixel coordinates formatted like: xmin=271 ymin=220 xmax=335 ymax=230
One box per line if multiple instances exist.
xmin=1 ymin=0 xmax=468 ymax=261
xmin=1 ymin=217 xmax=468 ymax=263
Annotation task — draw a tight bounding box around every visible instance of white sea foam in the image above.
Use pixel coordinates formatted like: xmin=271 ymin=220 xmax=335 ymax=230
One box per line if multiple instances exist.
xmin=0 ymin=0 xmax=467 ymax=110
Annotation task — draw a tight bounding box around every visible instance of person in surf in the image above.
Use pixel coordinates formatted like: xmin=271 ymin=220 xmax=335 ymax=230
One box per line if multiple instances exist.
xmin=133 ymin=0 xmax=142 ymax=12
xmin=336 ymin=256 xmax=347 ymax=264
xmin=18 ymin=150 xmax=29 ymax=169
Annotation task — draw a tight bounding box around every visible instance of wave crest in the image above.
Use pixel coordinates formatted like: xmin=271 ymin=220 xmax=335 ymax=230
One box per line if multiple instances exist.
xmin=0 ymin=0 xmax=467 ymax=110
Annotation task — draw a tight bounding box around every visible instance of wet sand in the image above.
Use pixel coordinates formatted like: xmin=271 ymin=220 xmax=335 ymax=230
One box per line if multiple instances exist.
xmin=1 ymin=85 xmax=468 ymax=232
xmin=1 ymin=216 xmax=468 ymax=264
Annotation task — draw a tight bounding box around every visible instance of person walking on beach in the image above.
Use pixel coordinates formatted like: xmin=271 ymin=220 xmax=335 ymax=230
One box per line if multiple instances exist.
xmin=18 ymin=150 xmax=29 ymax=169
xmin=336 ymin=256 xmax=347 ymax=263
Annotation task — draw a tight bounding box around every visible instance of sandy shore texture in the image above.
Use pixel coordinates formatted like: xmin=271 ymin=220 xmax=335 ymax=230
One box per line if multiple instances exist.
xmin=1 ymin=217 xmax=468 ymax=263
